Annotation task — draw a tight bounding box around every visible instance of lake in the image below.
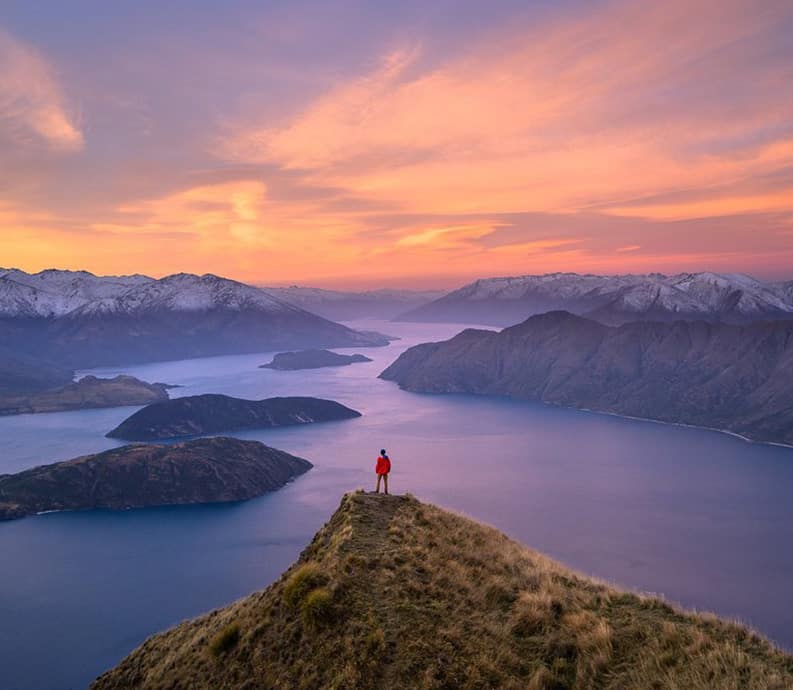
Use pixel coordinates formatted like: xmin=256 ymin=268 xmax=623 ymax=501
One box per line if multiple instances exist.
xmin=1 ymin=320 xmax=792 ymax=690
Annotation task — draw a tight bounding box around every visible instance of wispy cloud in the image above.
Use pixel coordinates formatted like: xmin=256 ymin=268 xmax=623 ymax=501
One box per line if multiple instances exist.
xmin=0 ymin=26 xmax=83 ymax=151
xmin=218 ymin=0 xmax=793 ymax=223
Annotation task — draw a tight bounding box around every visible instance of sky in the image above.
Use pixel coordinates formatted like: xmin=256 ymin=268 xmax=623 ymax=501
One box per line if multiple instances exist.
xmin=1 ymin=0 xmax=792 ymax=289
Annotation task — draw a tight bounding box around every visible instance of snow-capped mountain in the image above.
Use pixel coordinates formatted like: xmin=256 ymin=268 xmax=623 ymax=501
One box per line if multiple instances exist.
xmin=0 ymin=270 xmax=302 ymax=318
xmin=262 ymin=285 xmax=447 ymax=321
xmin=0 ymin=269 xmax=388 ymax=368
xmin=0 ymin=269 xmax=444 ymax=321
xmin=0 ymin=268 xmax=153 ymax=318
xmin=397 ymin=272 xmax=793 ymax=326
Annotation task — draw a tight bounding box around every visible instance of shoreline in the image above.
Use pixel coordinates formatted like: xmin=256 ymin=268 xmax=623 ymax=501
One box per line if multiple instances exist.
xmin=574 ymin=406 xmax=793 ymax=451
xmin=393 ymin=384 xmax=793 ymax=451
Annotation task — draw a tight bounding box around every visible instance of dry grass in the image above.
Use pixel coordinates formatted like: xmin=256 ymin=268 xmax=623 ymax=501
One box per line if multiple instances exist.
xmin=208 ymin=623 xmax=240 ymax=658
xmin=92 ymin=491 xmax=793 ymax=689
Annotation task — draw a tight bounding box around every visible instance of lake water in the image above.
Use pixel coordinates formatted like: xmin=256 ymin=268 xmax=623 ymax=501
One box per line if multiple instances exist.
xmin=1 ymin=320 xmax=793 ymax=690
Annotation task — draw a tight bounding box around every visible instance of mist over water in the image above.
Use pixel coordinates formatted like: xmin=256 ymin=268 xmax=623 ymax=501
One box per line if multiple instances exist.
xmin=1 ymin=320 xmax=792 ymax=690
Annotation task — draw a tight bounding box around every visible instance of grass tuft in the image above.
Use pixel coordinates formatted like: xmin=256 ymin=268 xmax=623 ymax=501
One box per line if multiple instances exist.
xmin=283 ymin=563 xmax=327 ymax=608
xmin=208 ymin=623 xmax=240 ymax=658
xmin=301 ymin=587 xmax=334 ymax=628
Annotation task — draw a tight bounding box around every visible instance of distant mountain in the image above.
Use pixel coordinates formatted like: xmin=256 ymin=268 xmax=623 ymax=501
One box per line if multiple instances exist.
xmin=92 ymin=492 xmax=793 ymax=689
xmin=0 ymin=375 xmax=170 ymax=416
xmin=0 ymin=270 xmax=388 ymax=368
xmin=381 ymin=311 xmax=793 ymax=445
xmin=262 ymin=285 xmax=446 ymax=321
xmin=107 ymin=394 xmax=362 ymax=441
xmin=0 ymin=437 xmax=312 ymax=521
xmin=260 ymin=349 xmax=372 ymax=370
xmin=396 ymin=272 xmax=793 ymax=326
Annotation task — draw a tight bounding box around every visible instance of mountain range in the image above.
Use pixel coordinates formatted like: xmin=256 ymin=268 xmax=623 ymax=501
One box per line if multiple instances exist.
xmin=0 ymin=269 xmax=388 ymax=369
xmin=262 ymin=285 xmax=446 ymax=321
xmin=381 ymin=311 xmax=793 ymax=445
xmin=397 ymin=272 xmax=793 ymax=326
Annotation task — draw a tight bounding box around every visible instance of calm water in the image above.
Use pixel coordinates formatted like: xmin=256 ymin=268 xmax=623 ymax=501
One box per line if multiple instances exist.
xmin=1 ymin=320 xmax=793 ymax=690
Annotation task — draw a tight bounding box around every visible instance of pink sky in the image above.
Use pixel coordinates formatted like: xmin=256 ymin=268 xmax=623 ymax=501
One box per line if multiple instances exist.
xmin=1 ymin=0 xmax=792 ymax=288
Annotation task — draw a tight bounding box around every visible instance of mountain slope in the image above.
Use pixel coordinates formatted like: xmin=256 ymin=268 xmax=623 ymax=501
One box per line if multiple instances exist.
xmin=380 ymin=312 xmax=793 ymax=445
xmin=0 ymin=270 xmax=388 ymax=367
xmin=0 ymin=437 xmax=311 ymax=521
xmin=92 ymin=492 xmax=793 ymax=689
xmin=397 ymin=272 xmax=793 ymax=326
xmin=0 ymin=345 xmax=74 ymax=395
xmin=0 ymin=268 xmax=152 ymax=318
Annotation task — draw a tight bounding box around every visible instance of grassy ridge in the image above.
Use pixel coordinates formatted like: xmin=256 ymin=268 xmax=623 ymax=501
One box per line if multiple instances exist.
xmin=92 ymin=492 xmax=793 ymax=689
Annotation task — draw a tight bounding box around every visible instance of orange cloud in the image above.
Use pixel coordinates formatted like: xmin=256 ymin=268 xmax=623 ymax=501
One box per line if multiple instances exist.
xmin=217 ymin=0 xmax=793 ymax=223
xmin=0 ymin=26 xmax=83 ymax=151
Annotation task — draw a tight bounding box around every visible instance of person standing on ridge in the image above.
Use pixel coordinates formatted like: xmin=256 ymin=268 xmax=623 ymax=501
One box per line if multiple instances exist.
xmin=375 ymin=449 xmax=391 ymax=494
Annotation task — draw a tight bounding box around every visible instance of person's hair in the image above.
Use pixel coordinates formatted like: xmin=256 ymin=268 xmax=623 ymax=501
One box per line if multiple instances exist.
xmin=380 ymin=449 xmax=386 ymax=455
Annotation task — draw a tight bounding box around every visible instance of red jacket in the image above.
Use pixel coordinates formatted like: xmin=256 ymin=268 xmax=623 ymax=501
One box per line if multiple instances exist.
xmin=375 ymin=455 xmax=391 ymax=475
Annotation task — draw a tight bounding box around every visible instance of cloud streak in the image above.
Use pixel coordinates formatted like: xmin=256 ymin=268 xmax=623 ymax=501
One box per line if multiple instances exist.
xmin=0 ymin=26 xmax=83 ymax=151
xmin=219 ymin=0 xmax=793 ymax=224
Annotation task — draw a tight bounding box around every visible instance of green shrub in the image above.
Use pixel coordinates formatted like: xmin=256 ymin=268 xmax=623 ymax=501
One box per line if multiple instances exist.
xmin=301 ymin=587 xmax=334 ymax=628
xmin=283 ymin=564 xmax=327 ymax=607
xmin=209 ymin=623 xmax=240 ymax=657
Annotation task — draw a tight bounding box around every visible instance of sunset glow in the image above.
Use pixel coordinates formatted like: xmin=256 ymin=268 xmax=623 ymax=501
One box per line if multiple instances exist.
xmin=2 ymin=0 xmax=792 ymax=287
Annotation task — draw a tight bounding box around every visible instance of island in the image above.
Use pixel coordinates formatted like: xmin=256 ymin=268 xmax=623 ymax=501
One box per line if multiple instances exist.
xmin=0 ymin=437 xmax=312 ymax=521
xmin=260 ymin=349 xmax=373 ymax=370
xmin=380 ymin=311 xmax=793 ymax=446
xmin=0 ymin=375 xmax=171 ymax=416
xmin=106 ymin=393 xmax=362 ymax=441
xmin=92 ymin=492 xmax=793 ymax=689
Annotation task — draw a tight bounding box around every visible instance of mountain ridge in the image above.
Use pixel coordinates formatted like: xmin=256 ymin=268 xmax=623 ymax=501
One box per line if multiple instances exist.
xmin=91 ymin=492 xmax=793 ymax=689
xmin=0 ymin=270 xmax=388 ymax=368
xmin=380 ymin=311 xmax=793 ymax=445
xmin=397 ymin=271 xmax=793 ymax=326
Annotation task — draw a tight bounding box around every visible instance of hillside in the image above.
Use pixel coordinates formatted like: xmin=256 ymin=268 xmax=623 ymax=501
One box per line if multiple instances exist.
xmin=0 ymin=270 xmax=387 ymax=368
xmin=0 ymin=375 xmax=170 ymax=415
xmin=397 ymin=272 xmax=793 ymax=327
xmin=92 ymin=492 xmax=793 ymax=689
xmin=107 ymin=394 xmax=362 ymax=441
xmin=0 ymin=345 xmax=74 ymax=395
xmin=0 ymin=438 xmax=311 ymax=521
xmin=381 ymin=311 xmax=793 ymax=445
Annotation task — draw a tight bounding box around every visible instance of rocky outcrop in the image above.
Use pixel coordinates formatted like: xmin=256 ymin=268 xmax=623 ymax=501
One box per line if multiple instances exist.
xmin=0 ymin=375 xmax=171 ymax=415
xmin=260 ymin=349 xmax=372 ymax=370
xmin=0 ymin=437 xmax=312 ymax=521
xmin=106 ymin=394 xmax=362 ymax=441
xmin=381 ymin=311 xmax=793 ymax=445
